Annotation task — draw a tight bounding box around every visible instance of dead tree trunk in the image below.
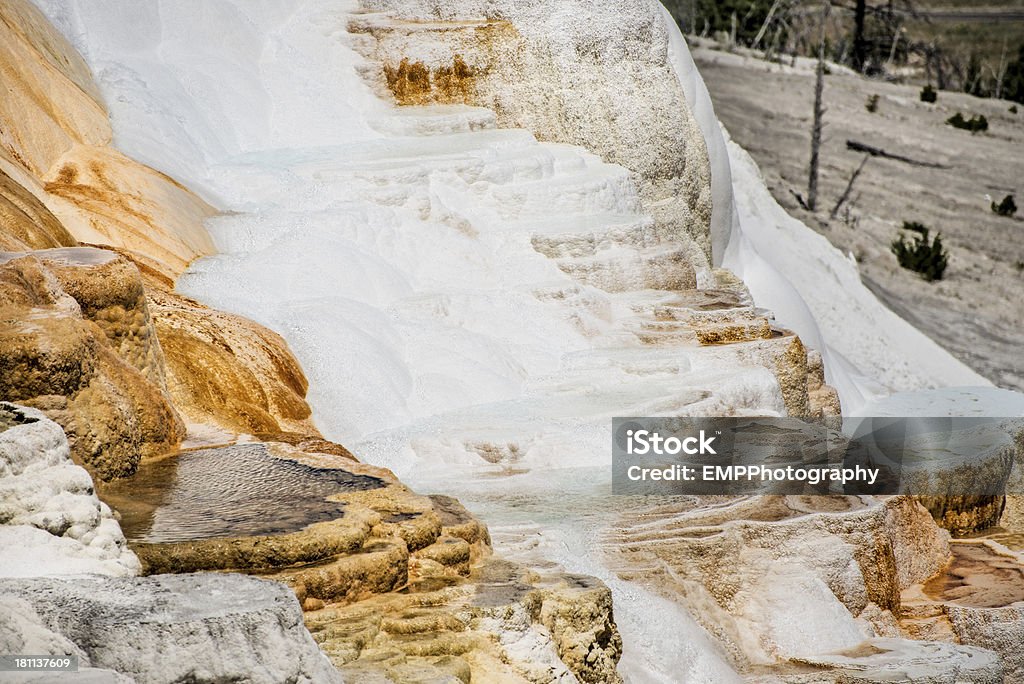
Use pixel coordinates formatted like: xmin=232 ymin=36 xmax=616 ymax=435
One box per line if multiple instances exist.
xmin=853 ymin=0 xmax=868 ymax=72
xmin=995 ymin=40 xmax=1009 ymax=100
xmin=751 ymin=0 xmax=782 ymax=51
xmin=808 ymin=2 xmax=830 ymax=212
xmin=886 ymin=22 xmax=903 ymax=69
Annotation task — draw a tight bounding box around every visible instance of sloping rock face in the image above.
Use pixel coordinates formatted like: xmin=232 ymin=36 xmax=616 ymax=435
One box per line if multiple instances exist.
xmin=145 ymin=281 xmax=318 ymax=436
xmin=0 ymin=247 xmax=321 ymax=475
xmin=1 ymin=0 xmax=319 ymax=459
xmin=0 ymin=168 xmax=76 ymax=251
xmin=0 ymin=0 xmax=215 ymax=278
xmin=0 ymin=404 xmax=140 ymax=577
xmin=0 ymin=573 xmax=342 ymax=684
xmin=0 ymin=0 xmax=321 ymax=463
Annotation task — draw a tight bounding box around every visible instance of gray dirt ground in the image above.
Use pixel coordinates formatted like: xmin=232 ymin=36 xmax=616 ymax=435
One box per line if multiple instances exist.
xmin=694 ymin=45 xmax=1024 ymax=391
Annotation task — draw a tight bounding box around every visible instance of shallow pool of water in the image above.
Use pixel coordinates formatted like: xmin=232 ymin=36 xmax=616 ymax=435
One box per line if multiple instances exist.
xmin=101 ymin=444 xmax=385 ymax=543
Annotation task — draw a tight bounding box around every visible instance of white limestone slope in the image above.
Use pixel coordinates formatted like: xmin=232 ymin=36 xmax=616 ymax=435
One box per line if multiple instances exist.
xmin=28 ymin=3 xmax=783 ymax=682
xmin=37 ymin=0 xmax=1002 ymax=424
xmin=34 ymin=0 xmax=793 ymax=458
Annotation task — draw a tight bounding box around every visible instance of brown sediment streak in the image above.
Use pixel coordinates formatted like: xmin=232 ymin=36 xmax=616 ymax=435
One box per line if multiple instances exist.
xmin=383 ymin=55 xmax=478 ymax=105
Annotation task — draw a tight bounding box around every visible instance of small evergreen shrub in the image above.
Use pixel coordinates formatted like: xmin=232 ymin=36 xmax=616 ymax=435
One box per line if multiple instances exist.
xmin=992 ymin=194 xmax=1018 ymax=217
xmin=1011 ymin=105 xmax=1019 ymax=114
xmin=891 ymin=221 xmax=949 ymax=282
xmin=866 ymin=94 xmax=880 ymax=113
xmin=946 ymin=112 xmax=989 ymax=133
xmin=920 ymin=84 xmax=937 ymax=103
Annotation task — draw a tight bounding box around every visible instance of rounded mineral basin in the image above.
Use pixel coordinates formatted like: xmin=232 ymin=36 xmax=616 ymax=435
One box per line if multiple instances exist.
xmin=101 ymin=444 xmax=385 ymax=543
xmin=923 ymin=542 xmax=1024 ymax=608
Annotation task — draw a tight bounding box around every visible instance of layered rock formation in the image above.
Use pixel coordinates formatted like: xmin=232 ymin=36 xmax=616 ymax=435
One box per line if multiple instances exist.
xmin=0 ymin=250 xmax=184 ymax=480
xmin=605 ymin=495 xmax=1016 ymax=682
xmin=93 ymin=436 xmax=624 ymax=683
xmin=307 ymin=560 xmax=622 ymax=683
xmin=136 ymin=264 xmax=319 ymax=437
xmin=900 ymin=540 xmax=1024 ymax=681
xmin=0 ymin=247 xmax=318 ymax=480
xmin=354 ymin=0 xmax=713 ymax=266
xmin=349 ymin=0 xmax=841 ymax=422
xmin=1 ymin=0 xmax=318 ymax=478
xmin=0 ymin=168 xmax=75 ymax=251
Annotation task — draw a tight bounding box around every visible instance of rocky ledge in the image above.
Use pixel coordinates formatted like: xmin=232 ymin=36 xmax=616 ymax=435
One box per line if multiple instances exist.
xmin=0 ymin=573 xmax=342 ymax=684
xmin=606 ymin=494 xmax=1023 ymax=682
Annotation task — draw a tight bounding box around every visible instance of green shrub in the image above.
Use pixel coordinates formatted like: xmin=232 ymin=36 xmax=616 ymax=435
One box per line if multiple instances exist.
xmin=865 ymin=94 xmax=880 ymax=113
xmin=1011 ymin=105 xmax=1019 ymax=114
xmin=891 ymin=222 xmax=949 ymax=282
xmin=992 ymin=194 xmax=1018 ymax=217
xmin=920 ymin=84 xmax=937 ymax=103
xmin=946 ymin=112 xmax=988 ymax=133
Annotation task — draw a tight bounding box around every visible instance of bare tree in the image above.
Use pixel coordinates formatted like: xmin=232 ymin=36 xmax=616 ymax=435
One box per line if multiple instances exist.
xmin=808 ymin=1 xmax=830 ymax=212
xmin=853 ymin=0 xmax=868 ymax=72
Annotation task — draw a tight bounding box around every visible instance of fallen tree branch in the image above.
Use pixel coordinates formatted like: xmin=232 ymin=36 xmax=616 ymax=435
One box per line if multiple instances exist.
xmin=830 ymin=154 xmax=870 ymax=219
xmin=845 ymin=140 xmax=951 ymax=168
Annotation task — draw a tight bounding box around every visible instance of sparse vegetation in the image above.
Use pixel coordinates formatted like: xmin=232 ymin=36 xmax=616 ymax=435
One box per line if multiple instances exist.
xmin=992 ymin=194 xmax=1018 ymax=217
xmin=920 ymin=84 xmax=937 ymax=103
xmin=840 ymin=204 xmax=861 ymax=230
xmin=865 ymin=94 xmax=880 ymax=112
xmin=946 ymin=112 xmax=988 ymax=133
xmin=891 ymin=221 xmax=949 ymax=282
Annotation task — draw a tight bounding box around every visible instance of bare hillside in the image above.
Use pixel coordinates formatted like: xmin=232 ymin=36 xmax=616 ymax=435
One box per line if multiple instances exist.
xmin=695 ymin=44 xmax=1024 ymax=390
